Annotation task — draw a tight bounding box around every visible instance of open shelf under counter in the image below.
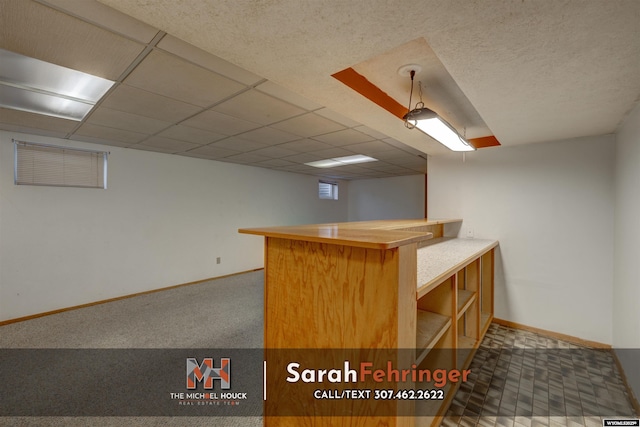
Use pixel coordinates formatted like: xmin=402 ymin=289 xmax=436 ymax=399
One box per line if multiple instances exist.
xmin=457 ymin=290 xmax=477 ymax=320
xmin=417 ymin=238 xmax=498 ymax=298
xmin=416 ymin=310 xmax=451 ymax=364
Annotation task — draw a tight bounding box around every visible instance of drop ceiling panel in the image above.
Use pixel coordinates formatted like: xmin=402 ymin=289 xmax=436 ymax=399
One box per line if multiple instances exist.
xmin=212 ymin=90 xmax=306 ymax=125
xmin=41 ymin=0 xmax=159 ymax=43
xmin=281 ymin=153 xmax=325 ymax=164
xmin=312 ymin=129 xmax=375 ymax=146
xmin=270 ymin=113 xmax=346 ymax=138
xmin=353 ymin=125 xmax=389 ymax=140
xmin=255 ymin=158 xmax=296 ymax=168
xmin=137 ymin=136 xmax=200 ymax=152
xmin=249 ymin=145 xmax=299 ymax=159
xmin=255 ymin=81 xmax=323 ymax=111
xmin=133 ymin=144 xmax=180 ymax=154
xmin=0 ymin=107 xmax=77 ymax=134
xmin=157 ymin=35 xmax=263 ymax=86
xmin=124 ymin=50 xmax=246 ymax=107
xmin=3 ymin=124 xmax=72 ymax=139
xmin=86 ymin=107 xmax=171 ymax=134
xmin=346 ymin=140 xmax=398 ymax=155
xmin=223 ymin=152 xmax=271 ymax=164
xmin=210 ymin=136 xmax=269 ymax=152
xmin=276 ymin=139 xmax=334 ymax=153
xmin=100 ymin=84 xmax=202 ymax=123
xmin=181 ymin=110 xmax=262 ymax=135
xmin=0 ymin=0 xmax=145 ymax=80
xmin=314 ymin=108 xmax=362 ymax=128
xmin=185 ymin=144 xmax=240 ymax=159
xmin=235 ymin=127 xmax=299 ymax=145
xmin=157 ymin=125 xmax=226 ymax=145
xmin=73 ymin=123 xmax=146 ymax=144
xmin=311 ymin=147 xmax=357 ymax=159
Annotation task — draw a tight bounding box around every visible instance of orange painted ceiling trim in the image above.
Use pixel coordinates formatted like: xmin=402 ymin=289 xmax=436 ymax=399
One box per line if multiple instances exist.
xmin=469 ymin=136 xmax=500 ymax=148
xmin=332 ymin=67 xmax=408 ymax=120
xmin=332 ymin=67 xmax=501 ymax=148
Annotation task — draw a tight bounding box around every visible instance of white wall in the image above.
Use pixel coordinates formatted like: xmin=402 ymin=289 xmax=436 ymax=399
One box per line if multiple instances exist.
xmin=613 ymin=103 xmax=640 ymax=398
xmin=347 ymin=174 xmax=424 ymax=221
xmin=428 ymin=135 xmax=615 ymax=344
xmin=0 ymin=131 xmax=348 ymax=322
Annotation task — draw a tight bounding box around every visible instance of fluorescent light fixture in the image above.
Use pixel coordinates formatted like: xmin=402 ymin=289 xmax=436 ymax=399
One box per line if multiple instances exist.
xmin=404 ymin=107 xmax=475 ymax=152
xmin=0 ymin=48 xmax=114 ymax=121
xmin=306 ymin=154 xmax=378 ymax=168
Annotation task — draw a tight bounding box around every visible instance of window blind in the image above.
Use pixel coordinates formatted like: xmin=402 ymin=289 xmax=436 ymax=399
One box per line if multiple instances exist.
xmin=14 ymin=140 xmax=108 ymax=189
xmin=319 ymin=181 xmax=338 ymax=200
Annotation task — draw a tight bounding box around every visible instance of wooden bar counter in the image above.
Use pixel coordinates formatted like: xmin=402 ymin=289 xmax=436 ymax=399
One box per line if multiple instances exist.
xmin=238 ymin=219 xmax=495 ymax=427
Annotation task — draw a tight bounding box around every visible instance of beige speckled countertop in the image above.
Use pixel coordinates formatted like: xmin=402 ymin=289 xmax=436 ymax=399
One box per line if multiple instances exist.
xmin=417 ymin=238 xmax=498 ymax=297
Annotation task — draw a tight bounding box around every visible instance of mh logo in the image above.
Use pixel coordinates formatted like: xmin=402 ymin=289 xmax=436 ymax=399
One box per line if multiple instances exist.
xmin=186 ymin=357 xmax=230 ymax=390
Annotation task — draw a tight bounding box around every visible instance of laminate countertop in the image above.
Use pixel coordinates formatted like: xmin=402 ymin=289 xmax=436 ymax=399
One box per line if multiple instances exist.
xmin=417 ymin=237 xmax=498 ymax=297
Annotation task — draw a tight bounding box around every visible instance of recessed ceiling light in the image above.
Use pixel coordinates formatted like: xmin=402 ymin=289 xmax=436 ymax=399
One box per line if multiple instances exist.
xmin=305 ymin=154 xmax=378 ymax=168
xmin=0 ymin=49 xmax=114 ymax=121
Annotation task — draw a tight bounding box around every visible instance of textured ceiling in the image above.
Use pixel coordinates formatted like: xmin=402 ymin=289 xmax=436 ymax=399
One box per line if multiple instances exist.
xmin=1 ymin=0 xmax=639 ymax=180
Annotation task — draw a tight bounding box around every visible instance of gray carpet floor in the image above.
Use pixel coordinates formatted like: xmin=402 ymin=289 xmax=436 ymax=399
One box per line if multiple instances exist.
xmin=0 ymin=270 xmax=265 ymax=426
xmin=1 ymin=270 xmax=637 ymax=426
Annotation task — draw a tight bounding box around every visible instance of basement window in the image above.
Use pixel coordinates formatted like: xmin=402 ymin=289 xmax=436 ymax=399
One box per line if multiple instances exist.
xmin=318 ymin=180 xmax=338 ymax=200
xmin=14 ymin=140 xmax=108 ymax=189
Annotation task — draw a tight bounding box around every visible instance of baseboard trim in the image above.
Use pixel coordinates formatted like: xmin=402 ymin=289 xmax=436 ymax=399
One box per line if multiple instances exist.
xmin=612 ymin=350 xmax=640 ymax=416
xmin=492 ymin=317 xmax=611 ymax=349
xmin=0 ymin=268 xmax=264 ymax=327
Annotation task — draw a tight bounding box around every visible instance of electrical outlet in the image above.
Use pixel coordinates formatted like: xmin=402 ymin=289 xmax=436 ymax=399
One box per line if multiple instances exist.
xmin=216 ymin=257 xmax=221 ymax=264
xmin=466 ymin=228 xmax=474 ymax=239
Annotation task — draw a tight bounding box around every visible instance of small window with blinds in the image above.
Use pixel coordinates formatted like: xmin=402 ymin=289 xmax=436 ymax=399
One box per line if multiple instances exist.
xmin=14 ymin=140 xmax=108 ymax=189
xmin=318 ymin=180 xmax=338 ymax=200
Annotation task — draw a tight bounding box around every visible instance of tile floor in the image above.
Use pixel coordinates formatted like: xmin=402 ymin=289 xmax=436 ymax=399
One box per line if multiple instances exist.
xmin=442 ymin=324 xmax=638 ymax=427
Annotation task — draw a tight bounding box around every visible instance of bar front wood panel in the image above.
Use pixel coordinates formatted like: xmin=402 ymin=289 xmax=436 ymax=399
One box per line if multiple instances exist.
xmin=264 ymin=237 xmax=416 ymax=348
xmin=263 ymin=236 xmax=416 ymax=427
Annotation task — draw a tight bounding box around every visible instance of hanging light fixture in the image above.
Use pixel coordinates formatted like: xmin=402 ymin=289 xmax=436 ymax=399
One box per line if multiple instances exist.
xmin=401 ymin=66 xmax=475 ymax=152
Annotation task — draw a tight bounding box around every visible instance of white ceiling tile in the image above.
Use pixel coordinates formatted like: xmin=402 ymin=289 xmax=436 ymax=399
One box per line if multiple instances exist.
xmin=68 ymin=134 xmax=131 ymax=147
xmin=124 ymin=50 xmax=245 ymax=107
xmin=236 ymin=127 xmax=299 ymax=145
xmin=345 ymin=140 xmax=398 ymax=155
xmin=1 ymin=0 xmax=145 ymax=80
xmin=73 ymin=122 xmax=146 ymax=144
xmin=0 ymin=123 xmax=69 ymax=139
xmin=212 ymin=90 xmax=305 ymax=125
xmin=41 ymin=0 xmax=159 ymax=43
xmin=281 ymin=152 xmax=325 ymax=164
xmin=0 ymin=107 xmax=77 ymax=133
xmin=140 ymin=136 xmax=200 ymax=152
xmin=353 ymin=125 xmax=390 ymax=140
xmin=255 ymin=81 xmax=322 ymax=110
xmin=210 ymin=136 xmax=268 ymax=152
xmin=276 ymin=138 xmax=333 ymax=152
xmin=249 ymin=145 xmax=299 ymax=158
xmin=157 ymin=125 xmax=226 ymax=145
xmin=310 ymin=147 xmax=356 ymax=159
xmin=314 ymin=108 xmax=362 ymax=128
xmin=223 ymin=152 xmax=271 ymax=164
xmin=270 ymin=113 xmax=346 ymax=138
xmin=255 ymin=158 xmax=296 ymax=168
xmin=131 ymin=144 xmax=178 ymax=154
xmin=158 ymin=35 xmax=263 ymax=86
xmin=100 ymin=84 xmax=202 ymax=122
xmin=181 ymin=109 xmax=261 ymax=135
xmin=185 ymin=144 xmax=240 ymax=158
xmin=87 ymin=106 xmax=171 ymax=134
xmin=312 ymin=129 xmax=375 ymax=146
